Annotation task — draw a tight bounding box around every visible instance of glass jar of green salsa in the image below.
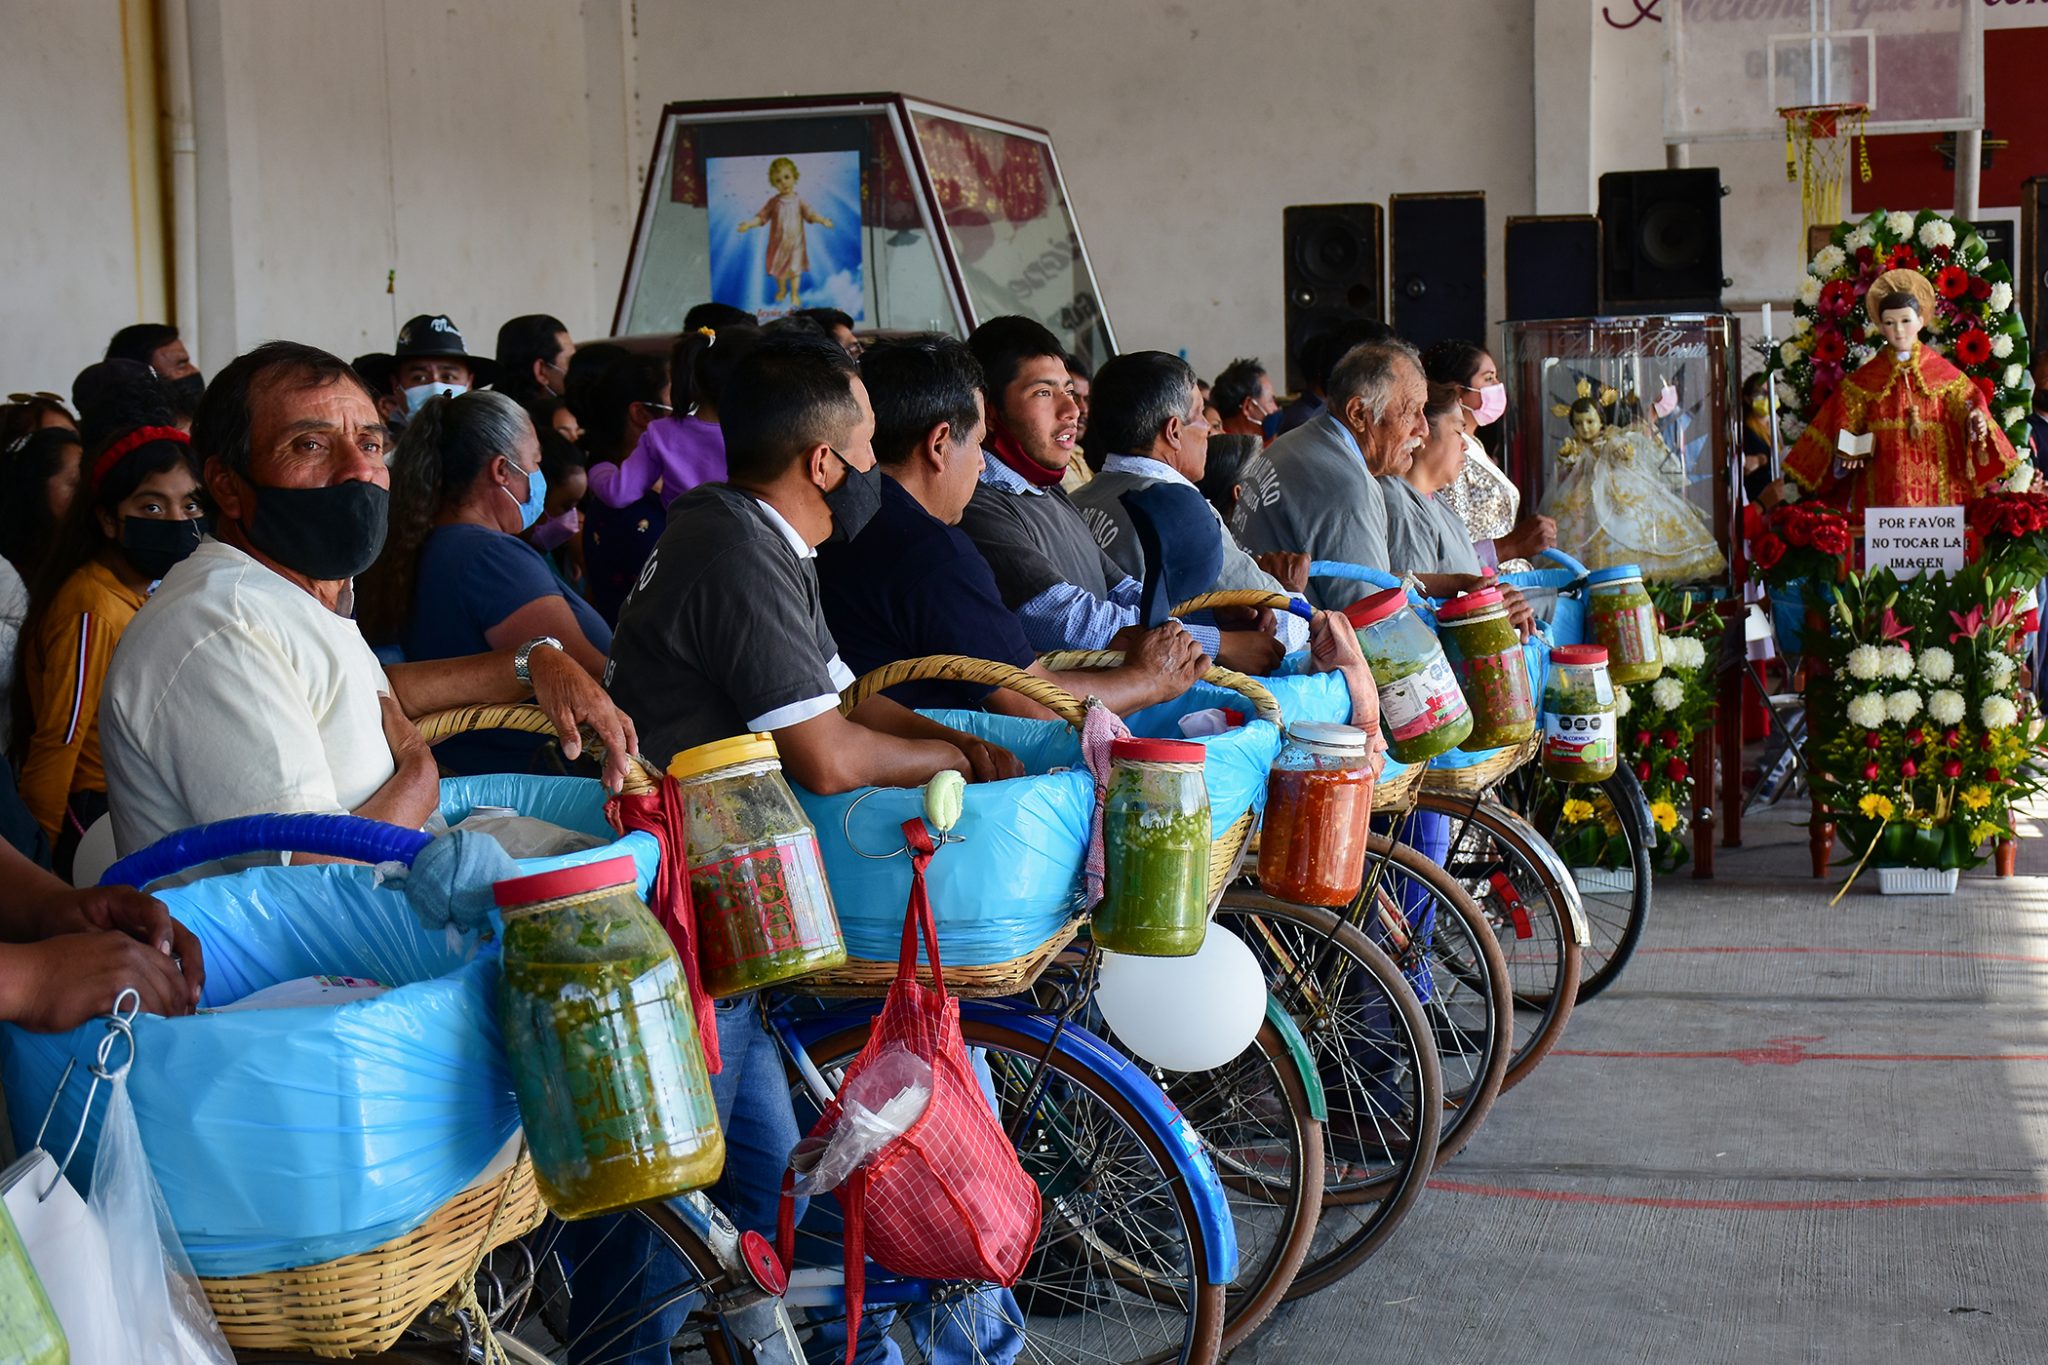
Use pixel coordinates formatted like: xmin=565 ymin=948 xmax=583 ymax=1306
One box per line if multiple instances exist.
xmin=497 ymin=856 xmax=726 ymax=1220
xmin=1586 ymin=566 xmax=1663 ymax=685
xmin=1435 ymin=586 xmax=1536 ymax=751
xmin=1541 ymin=645 xmax=1619 ymax=783
xmin=1343 ymin=587 xmax=1472 ymax=763
xmin=671 ymin=733 xmax=848 ymax=998
xmin=1097 ymin=736 xmax=1210 ymax=957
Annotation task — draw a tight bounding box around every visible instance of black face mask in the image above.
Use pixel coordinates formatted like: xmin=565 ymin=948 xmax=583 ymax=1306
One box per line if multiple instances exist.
xmin=119 ymin=516 xmax=207 ymax=581
xmin=823 ymin=448 xmax=881 ymax=544
xmin=243 ymin=480 xmax=389 ymax=581
xmin=168 ymin=372 xmax=205 ymax=410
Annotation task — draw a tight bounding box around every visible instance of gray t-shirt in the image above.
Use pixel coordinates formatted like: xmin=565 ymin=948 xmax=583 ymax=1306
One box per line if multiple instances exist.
xmin=957 ymin=455 xmax=1120 ymax=609
xmin=1381 ymin=474 xmax=1482 ymax=577
xmin=1238 ymin=411 xmax=1390 ymax=609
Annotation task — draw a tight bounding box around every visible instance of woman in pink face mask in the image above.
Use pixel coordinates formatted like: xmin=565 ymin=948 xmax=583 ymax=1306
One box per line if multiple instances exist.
xmin=1422 ymin=340 xmax=1554 ymax=572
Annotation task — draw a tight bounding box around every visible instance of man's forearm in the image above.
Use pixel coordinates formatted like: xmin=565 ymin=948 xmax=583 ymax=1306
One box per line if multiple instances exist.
xmin=386 ymin=651 xmax=523 ymax=718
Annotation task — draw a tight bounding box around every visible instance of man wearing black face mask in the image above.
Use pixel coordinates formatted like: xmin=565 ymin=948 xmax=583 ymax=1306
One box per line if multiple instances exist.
xmin=99 ymin=341 xmax=639 ymax=863
xmin=105 ymin=323 xmax=205 ymax=425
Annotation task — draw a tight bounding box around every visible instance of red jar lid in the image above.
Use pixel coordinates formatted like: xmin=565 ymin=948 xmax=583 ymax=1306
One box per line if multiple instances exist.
xmin=1550 ymin=644 xmax=1610 ymax=667
xmin=1342 ymin=587 xmax=1409 ymax=629
xmin=1111 ymin=736 xmax=1206 ymax=764
xmin=493 ymin=854 xmax=639 ymax=908
xmin=1435 ymin=586 xmax=1504 ymax=621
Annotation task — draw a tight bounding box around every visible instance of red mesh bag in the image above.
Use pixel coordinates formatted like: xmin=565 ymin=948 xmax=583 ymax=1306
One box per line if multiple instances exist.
xmin=777 ymin=819 xmax=1040 ymax=1361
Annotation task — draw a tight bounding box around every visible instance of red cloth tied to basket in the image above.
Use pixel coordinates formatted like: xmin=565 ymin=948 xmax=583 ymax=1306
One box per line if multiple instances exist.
xmin=608 ymin=776 xmax=720 ymax=1072
xmin=777 ymin=818 xmax=1040 ymax=1363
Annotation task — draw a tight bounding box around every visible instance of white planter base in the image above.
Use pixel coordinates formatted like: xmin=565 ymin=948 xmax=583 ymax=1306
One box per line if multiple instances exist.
xmin=1876 ymin=866 xmax=1960 ymax=896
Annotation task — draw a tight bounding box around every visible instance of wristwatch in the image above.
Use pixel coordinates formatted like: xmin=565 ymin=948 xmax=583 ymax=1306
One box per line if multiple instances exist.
xmin=513 ymin=636 xmax=564 ymax=686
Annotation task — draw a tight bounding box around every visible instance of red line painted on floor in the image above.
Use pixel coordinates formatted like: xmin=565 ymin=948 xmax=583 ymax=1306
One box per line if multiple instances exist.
xmin=1428 ymin=1178 xmax=2048 ymax=1212
xmin=1550 ymin=1035 xmax=2048 ymax=1066
xmin=1639 ymin=945 xmax=2048 ymax=965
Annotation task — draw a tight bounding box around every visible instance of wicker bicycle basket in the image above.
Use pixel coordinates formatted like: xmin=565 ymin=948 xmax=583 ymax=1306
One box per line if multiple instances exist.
xmin=1417 ymin=733 xmax=1542 ymax=801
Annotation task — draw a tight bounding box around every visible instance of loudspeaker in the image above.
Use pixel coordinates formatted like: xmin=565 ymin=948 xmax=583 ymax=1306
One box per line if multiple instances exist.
xmin=2022 ymin=176 xmax=2048 ymax=342
xmin=1282 ymin=203 xmax=1384 ymax=392
xmin=1390 ymin=192 xmax=1487 ymax=352
xmin=1598 ymin=168 xmax=1726 ymax=311
xmin=1505 ymin=215 xmax=1602 ymax=321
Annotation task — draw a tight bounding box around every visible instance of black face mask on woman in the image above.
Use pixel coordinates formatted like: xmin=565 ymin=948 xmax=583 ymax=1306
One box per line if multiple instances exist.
xmin=242 ymin=480 xmax=389 ymax=581
xmin=119 ymin=515 xmax=208 ymax=581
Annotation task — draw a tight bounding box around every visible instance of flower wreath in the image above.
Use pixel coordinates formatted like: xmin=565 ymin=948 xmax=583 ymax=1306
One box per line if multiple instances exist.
xmin=1763 ymin=208 xmax=2031 ymax=449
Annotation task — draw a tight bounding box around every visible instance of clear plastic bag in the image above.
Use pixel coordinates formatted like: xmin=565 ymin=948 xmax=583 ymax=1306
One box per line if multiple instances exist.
xmin=788 ymin=1042 xmax=931 ymax=1196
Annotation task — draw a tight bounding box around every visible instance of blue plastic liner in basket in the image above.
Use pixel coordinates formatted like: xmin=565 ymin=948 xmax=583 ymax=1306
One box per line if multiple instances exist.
xmin=0 ymin=775 xmax=655 ymax=1277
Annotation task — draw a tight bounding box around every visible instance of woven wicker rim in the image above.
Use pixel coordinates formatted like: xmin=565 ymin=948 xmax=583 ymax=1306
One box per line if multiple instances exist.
xmin=840 ymin=655 xmax=1087 ymax=727
xmin=414 ymin=702 xmax=661 ymax=796
xmin=1037 ymin=651 xmax=1284 ymax=726
xmin=1416 ymin=734 xmax=1542 ymax=798
xmin=1170 ymin=588 xmax=1296 ymax=617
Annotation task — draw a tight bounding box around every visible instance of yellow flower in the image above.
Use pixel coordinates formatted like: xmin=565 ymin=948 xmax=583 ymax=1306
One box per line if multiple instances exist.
xmin=1649 ymin=800 xmax=1680 ymax=833
xmin=1970 ymin=822 xmax=2001 ymax=847
xmin=1959 ymin=785 xmax=1992 ymax=812
xmin=1856 ymin=793 xmax=1896 ymax=821
xmin=1561 ymin=798 xmax=1596 ymax=825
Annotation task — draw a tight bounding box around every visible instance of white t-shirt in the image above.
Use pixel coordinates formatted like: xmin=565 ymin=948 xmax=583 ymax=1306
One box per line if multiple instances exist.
xmin=101 ymin=540 xmax=396 ymax=856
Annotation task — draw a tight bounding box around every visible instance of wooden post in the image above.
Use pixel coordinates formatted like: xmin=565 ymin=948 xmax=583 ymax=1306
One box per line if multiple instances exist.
xmin=1719 ymin=602 xmax=1745 ymax=850
xmin=1996 ymin=838 xmax=2018 ymax=878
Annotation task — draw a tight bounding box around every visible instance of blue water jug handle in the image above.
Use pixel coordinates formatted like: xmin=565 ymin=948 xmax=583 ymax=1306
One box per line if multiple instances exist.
xmin=1307 ymin=560 xmax=1403 ymax=591
xmin=100 ymin=813 xmax=434 ymax=889
xmin=1534 ymin=547 xmax=1590 ymax=580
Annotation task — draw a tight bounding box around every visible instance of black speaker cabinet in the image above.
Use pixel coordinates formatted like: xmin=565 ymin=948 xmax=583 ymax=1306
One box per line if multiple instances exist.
xmin=2022 ymin=176 xmax=2047 ymax=343
xmin=1505 ymin=215 xmax=1602 ymax=321
xmin=1598 ymin=168 xmax=1726 ymax=311
xmin=1390 ymin=191 xmax=1488 ymax=352
xmin=1282 ymin=203 xmax=1384 ymax=392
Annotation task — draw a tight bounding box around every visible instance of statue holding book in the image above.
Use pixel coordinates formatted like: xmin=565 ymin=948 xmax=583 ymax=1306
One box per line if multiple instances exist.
xmin=1783 ymin=269 xmax=2018 ymax=514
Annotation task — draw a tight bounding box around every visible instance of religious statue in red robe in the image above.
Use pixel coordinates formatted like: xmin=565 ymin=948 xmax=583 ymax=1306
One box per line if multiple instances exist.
xmin=1784 ymin=269 xmax=2017 ymax=514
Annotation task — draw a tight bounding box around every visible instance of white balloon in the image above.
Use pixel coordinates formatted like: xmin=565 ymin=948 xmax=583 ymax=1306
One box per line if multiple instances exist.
xmin=72 ymin=814 xmax=118 ymax=888
xmin=1095 ymin=923 xmax=1266 ymax=1073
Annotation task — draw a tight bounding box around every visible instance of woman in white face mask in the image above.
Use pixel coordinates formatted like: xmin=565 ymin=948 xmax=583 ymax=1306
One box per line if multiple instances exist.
xmin=1421 ymin=339 xmax=1555 ymax=573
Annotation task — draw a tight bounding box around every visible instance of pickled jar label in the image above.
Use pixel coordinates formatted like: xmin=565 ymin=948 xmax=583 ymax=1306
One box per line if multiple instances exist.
xmin=689 ymin=836 xmax=838 ymax=973
xmin=1542 ymin=710 xmax=1613 ymax=768
xmin=1593 ymin=601 xmax=1659 ymax=666
xmin=1378 ymin=654 xmax=1471 ymax=744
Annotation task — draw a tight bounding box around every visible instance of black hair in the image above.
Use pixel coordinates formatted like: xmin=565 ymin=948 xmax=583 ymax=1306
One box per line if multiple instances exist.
xmin=493 ymin=313 xmax=570 ymax=403
xmin=669 ymin=324 xmax=762 ymax=417
xmin=0 ymin=427 xmax=83 ymax=580
xmin=1210 ymin=357 xmax=1268 ymax=422
xmin=73 ymin=361 xmax=173 ymax=454
xmin=565 ymin=343 xmax=667 ymax=460
xmin=105 ymin=323 xmax=179 ymax=367
xmin=1420 ymin=339 xmax=1489 ymax=389
xmin=192 ymin=341 xmax=375 ymax=477
xmin=1568 ymin=395 xmax=1605 ymax=426
xmin=860 ymin=334 xmax=985 ymax=467
xmin=792 ymin=307 xmax=855 ymax=335
xmin=967 ymin=315 xmax=1068 ymax=406
xmin=1197 ymin=433 xmax=1261 ymax=527
xmin=1065 ymin=356 xmax=1093 ymax=382
xmin=0 ymin=397 xmax=74 ymax=458
xmin=683 ymin=301 xmax=757 ymax=333
xmin=1088 ymin=351 xmax=1199 ymax=464
xmin=537 ymin=422 xmax=585 ymax=485
xmin=720 ymin=333 xmax=860 ymax=485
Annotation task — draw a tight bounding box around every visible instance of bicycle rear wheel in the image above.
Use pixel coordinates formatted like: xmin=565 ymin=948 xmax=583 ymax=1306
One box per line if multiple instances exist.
xmin=1506 ymin=766 xmax=1654 ymax=1001
xmin=795 ymin=1017 xmax=1229 ymax=1365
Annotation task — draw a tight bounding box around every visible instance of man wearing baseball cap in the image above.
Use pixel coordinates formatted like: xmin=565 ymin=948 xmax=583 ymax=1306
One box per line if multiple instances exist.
xmin=354 ymin=313 xmax=499 ymax=420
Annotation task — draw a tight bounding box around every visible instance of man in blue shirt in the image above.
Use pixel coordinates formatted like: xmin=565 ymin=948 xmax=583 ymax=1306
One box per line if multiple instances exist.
xmin=819 ymin=335 xmax=1207 ymax=716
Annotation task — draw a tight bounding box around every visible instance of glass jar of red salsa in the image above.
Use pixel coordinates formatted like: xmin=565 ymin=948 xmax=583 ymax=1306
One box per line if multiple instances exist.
xmin=1435 ymin=586 xmax=1537 ymax=751
xmin=1259 ymin=721 xmax=1377 ymax=906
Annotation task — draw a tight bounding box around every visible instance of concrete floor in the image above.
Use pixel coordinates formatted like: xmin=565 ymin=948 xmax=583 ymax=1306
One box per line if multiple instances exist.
xmin=1236 ymin=799 xmax=2048 ymax=1364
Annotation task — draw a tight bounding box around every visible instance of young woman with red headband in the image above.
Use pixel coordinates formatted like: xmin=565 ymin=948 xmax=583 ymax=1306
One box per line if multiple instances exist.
xmin=15 ymin=406 xmax=207 ymax=877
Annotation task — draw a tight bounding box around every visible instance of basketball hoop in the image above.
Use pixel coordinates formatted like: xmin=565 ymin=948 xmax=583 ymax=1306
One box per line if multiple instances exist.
xmin=1779 ymin=103 xmax=1872 ymax=255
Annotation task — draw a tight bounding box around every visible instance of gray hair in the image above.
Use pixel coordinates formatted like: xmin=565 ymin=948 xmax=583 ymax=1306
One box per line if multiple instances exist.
xmin=1326 ymin=340 xmax=1422 ymax=425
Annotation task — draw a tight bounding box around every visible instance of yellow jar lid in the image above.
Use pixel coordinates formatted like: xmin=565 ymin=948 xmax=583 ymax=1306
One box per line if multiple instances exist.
xmin=668 ymin=732 xmax=780 ymax=781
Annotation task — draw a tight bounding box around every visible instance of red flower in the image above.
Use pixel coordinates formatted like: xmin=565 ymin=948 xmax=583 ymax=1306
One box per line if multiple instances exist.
xmin=1658 ymin=729 xmax=1680 ymax=749
xmin=1901 ymin=759 xmax=1918 ymax=779
xmin=1742 ymin=504 xmax=1764 ymax=540
xmin=1812 ymin=329 xmax=1848 ymax=364
xmin=1935 ymin=265 xmax=1971 ymax=299
xmin=1886 ymin=244 xmax=1920 ymax=271
xmin=1988 ymin=767 xmax=2004 ymax=783
xmin=1812 ymin=520 xmax=1852 ymax=556
xmin=2026 ymin=609 xmax=2042 ymax=634
xmin=1783 ymin=513 xmax=1813 ymax=548
xmin=1943 ymin=760 xmax=1963 ymax=779
xmin=1634 ymin=729 xmax=1652 ymax=748
xmin=1942 ymin=729 xmax=1960 ymax=747
xmin=1817 ymin=279 xmax=1858 ymax=319
xmin=1635 ymin=761 xmax=1652 ymax=782
xmin=1974 ymin=376 xmax=1997 ymax=405
xmin=1906 ymin=728 xmax=1925 ymax=747
xmin=1865 ymin=733 xmax=1883 ymax=750
xmin=1665 ymin=758 xmax=1689 ymax=782
xmin=1752 ymin=533 xmax=1787 ymax=570
xmin=1863 ymin=761 xmax=1881 ymax=781
xmin=1955 ymin=329 xmax=1993 ymax=367
xmin=1969 ymin=276 xmax=1993 ymax=301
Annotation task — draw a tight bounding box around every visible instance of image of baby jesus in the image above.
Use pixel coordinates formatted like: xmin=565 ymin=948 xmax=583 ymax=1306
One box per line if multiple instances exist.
xmin=735 ymin=156 xmax=834 ymax=308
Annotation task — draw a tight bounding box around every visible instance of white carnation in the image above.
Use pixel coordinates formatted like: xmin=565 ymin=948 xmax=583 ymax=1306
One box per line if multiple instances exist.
xmin=1811 ymin=244 xmax=1846 ymax=277
xmin=1791 ymin=315 xmax=1813 ymax=338
xmin=1781 ymin=340 xmax=1804 ymax=366
xmin=1916 ymin=646 xmax=1955 ymax=683
xmin=1992 ymin=334 xmax=2014 ymax=359
xmin=1677 ymin=637 xmax=1708 ymax=670
xmin=1987 ymin=282 xmax=2013 ymax=314
xmin=1614 ymin=685 xmax=1632 ymax=717
xmin=1986 ymin=652 xmax=2017 ymax=687
xmin=1885 ymin=210 xmax=1917 ymax=238
xmin=1797 ymin=276 xmax=1822 ymax=307
xmin=1918 ymin=219 xmax=1956 ymax=250
xmin=1650 ymin=677 xmax=1686 ymax=712
xmin=2006 ymin=407 xmax=2029 ymax=432
xmin=1886 ymin=689 xmax=1923 ymax=724
xmin=2005 ymin=365 xmax=2026 ymax=390
xmin=1845 ymin=224 xmax=1875 ymax=251
xmin=1881 ymin=645 xmax=1915 ymax=680
xmin=2005 ymin=460 xmax=2035 ymax=493
xmin=1981 ymin=695 xmax=2020 ymax=730
xmin=1846 ymin=692 xmax=1887 ymax=729
xmin=1927 ymin=689 xmax=1966 ymax=726
xmin=1846 ymin=644 xmax=1883 ymax=680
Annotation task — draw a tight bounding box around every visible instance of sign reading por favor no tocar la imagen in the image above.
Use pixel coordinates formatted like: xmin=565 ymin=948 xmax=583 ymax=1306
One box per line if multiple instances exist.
xmin=1863 ymin=506 xmax=1964 ymax=580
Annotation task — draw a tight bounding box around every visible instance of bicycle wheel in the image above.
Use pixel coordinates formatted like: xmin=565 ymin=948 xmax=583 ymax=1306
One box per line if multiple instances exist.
xmin=1414 ymin=792 xmax=1581 ymax=1091
xmin=1209 ymin=896 xmax=1442 ymax=1298
xmin=1151 ymin=1018 xmax=1322 ymax=1350
xmin=1508 ymin=766 xmax=1653 ymax=1001
xmin=793 ymin=1017 xmax=1228 ymax=1365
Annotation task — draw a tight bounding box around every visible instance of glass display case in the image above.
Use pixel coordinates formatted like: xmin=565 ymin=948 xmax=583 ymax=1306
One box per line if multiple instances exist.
xmin=614 ymin=94 xmax=1115 ymax=366
xmin=1500 ymin=314 xmax=1740 ymax=588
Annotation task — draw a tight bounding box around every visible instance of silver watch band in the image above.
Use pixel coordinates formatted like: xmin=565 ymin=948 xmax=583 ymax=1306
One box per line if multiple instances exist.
xmin=514 ymin=635 xmax=564 ymax=685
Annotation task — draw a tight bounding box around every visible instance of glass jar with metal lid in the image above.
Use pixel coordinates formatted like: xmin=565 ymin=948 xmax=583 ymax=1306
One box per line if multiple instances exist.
xmin=496 ymin=856 xmax=726 ymax=1218
xmin=1343 ymin=587 xmax=1472 ymax=763
xmin=1541 ymin=644 xmax=1619 ymax=782
xmin=1098 ymin=736 xmax=1211 ymax=957
xmin=1259 ymin=721 xmax=1377 ymax=907
xmin=1435 ymin=586 xmax=1537 ymax=751
xmin=669 ymin=733 xmax=847 ymax=998
xmin=1586 ymin=565 xmax=1664 ymax=685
